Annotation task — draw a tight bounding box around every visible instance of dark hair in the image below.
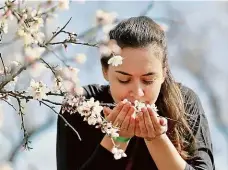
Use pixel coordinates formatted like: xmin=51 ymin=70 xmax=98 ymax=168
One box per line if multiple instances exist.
xmin=100 ymin=16 xmax=196 ymax=159
xmin=101 ymin=16 xmax=167 ymax=69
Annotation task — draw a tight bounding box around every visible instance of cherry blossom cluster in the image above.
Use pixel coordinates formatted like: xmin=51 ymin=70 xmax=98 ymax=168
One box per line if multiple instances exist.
xmin=0 ymin=0 xmax=166 ymax=161
xmin=59 ymin=91 xmax=158 ymax=159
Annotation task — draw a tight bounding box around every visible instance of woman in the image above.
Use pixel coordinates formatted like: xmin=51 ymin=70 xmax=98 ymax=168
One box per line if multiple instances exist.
xmin=56 ymin=16 xmax=215 ymax=170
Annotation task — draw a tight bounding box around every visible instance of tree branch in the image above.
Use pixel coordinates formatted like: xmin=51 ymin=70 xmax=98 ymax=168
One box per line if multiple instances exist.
xmin=0 ymin=53 xmax=7 ymax=75
xmin=45 ymin=17 xmax=72 ymax=44
xmin=40 ymin=100 xmax=82 ymax=141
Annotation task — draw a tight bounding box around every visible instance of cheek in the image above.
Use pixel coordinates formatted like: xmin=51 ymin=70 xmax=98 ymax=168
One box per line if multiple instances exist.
xmin=145 ymin=83 xmax=162 ymax=104
xmin=109 ymin=81 xmax=129 ymax=103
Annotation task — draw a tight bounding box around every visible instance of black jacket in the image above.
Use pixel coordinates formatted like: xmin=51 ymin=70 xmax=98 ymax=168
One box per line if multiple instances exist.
xmin=56 ymin=84 xmax=215 ymax=170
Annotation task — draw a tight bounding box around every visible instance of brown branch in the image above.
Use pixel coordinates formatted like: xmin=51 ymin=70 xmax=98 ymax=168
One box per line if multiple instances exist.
xmin=45 ymin=17 xmax=72 ymax=44
xmin=40 ymin=100 xmax=82 ymax=141
xmin=2 ymin=90 xmax=81 ymax=141
xmin=40 ymin=58 xmax=57 ymax=77
xmin=0 ymin=53 xmax=7 ymax=75
xmin=48 ymin=41 xmax=98 ymax=47
xmin=16 ymin=97 xmax=32 ymax=150
xmin=1 ymin=98 xmax=17 ymax=110
xmin=42 ymin=99 xmax=62 ymax=105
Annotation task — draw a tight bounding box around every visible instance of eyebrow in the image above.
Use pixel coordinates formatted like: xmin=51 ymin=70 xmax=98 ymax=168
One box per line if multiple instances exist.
xmin=115 ymin=71 xmax=157 ymax=76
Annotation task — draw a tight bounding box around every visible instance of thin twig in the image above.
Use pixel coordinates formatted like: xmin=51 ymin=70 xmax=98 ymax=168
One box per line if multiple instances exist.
xmin=42 ymin=99 xmax=62 ymax=105
xmin=46 ymin=17 xmax=72 ymax=44
xmin=0 ymin=53 xmax=7 ymax=75
xmin=40 ymin=58 xmax=57 ymax=77
xmin=1 ymin=98 xmax=17 ymax=110
xmin=46 ymin=91 xmax=65 ymax=96
xmin=48 ymin=41 xmax=98 ymax=47
xmin=40 ymin=100 xmax=82 ymax=141
xmin=15 ymin=97 xmax=32 ymax=150
xmin=44 ymin=45 xmax=70 ymax=67
xmin=0 ymin=0 xmax=16 ymax=10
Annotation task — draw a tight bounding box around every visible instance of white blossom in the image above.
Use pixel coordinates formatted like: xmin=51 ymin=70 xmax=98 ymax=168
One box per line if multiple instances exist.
xmin=147 ymin=103 xmax=159 ymax=112
xmin=33 ymin=31 xmax=45 ymax=44
xmin=17 ymin=27 xmax=26 ymax=37
xmin=111 ymin=147 xmax=127 ymax=160
xmin=27 ymin=79 xmax=49 ymax=100
xmin=99 ymin=44 xmax=112 ymax=56
xmin=58 ymin=0 xmax=69 ymax=10
xmin=99 ymin=40 xmax=121 ymax=57
xmin=56 ymin=67 xmax=80 ymax=84
xmin=8 ymin=61 xmax=21 ymax=74
xmin=131 ymin=100 xmax=159 ymax=118
xmin=108 ymin=55 xmax=123 ymax=67
xmin=77 ymin=98 xmax=103 ymax=125
xmin=23 ymin=33 xmax=34 ymax=46
xmin=75 ymin=53 xmax=87 ymax=64
xmin=25 ymin=47 xmax=45 ymax=62
xmin=96 ymin=10 xmax=118 ymax=26
xmin=102 ymin=122 xmax=119 ymax=138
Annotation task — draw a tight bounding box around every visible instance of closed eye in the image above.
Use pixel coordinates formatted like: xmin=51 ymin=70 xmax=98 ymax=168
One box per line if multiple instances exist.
xmin=118 ymin=79 xmax=130 ymax=84
xmin=143 ymin=80 xmax=154 ymax=85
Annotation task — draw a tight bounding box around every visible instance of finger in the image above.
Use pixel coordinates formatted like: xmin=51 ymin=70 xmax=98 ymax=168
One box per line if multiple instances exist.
xmin=148 ymin=107 xmax=160 ymax=131
xmin=159 ymin=117 xmax=168 ymax=126
xmin=107 ymin=101 xmax=124 ymax=123
xmin=135 ymin=117 xmax=141 ymax=137
xmin=138 ymin=111 xmax=147 ymax=135
xmin=142 ymin=107 xmax=155 ymax=137
xmin=103 ymin=106 xmax=111 ymax=118
xmin=114 ymin=102 xmax=131 ymax=127
xmin=128 ymin=113 xmax=136 ymax=133
xmin=121 ymin=106 xmax=134 ymax=131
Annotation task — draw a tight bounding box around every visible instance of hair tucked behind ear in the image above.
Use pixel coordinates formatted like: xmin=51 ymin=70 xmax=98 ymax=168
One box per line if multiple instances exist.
xmin=100 ymin=16 xmax=197 ymax=159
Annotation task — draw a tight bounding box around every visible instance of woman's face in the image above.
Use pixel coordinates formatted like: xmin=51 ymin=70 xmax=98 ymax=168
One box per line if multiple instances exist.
xmin=103 ymin=45 xmax=166 ymax=105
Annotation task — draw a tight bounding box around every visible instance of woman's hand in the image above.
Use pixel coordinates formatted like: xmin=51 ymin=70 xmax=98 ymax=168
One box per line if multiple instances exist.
xmin=103 ymin=101 xmax=136 ymax=138
xmin=135 ymin=107 xmax=168 ymax=141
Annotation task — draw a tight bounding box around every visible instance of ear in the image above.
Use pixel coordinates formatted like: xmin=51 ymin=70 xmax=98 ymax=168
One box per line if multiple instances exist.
xmin=102 ymin=67 xmax=109 ymax=81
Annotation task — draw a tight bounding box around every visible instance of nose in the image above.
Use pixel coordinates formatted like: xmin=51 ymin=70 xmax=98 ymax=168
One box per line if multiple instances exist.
xmin=129 ymin=83 xmax=144 ymax=100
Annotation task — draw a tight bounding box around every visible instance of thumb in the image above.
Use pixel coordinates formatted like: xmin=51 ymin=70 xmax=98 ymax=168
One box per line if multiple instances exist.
xmin=103 ymin=106 xmax=112 ymax=118
xmin=159 ymin=118 xmax=167 ymax=126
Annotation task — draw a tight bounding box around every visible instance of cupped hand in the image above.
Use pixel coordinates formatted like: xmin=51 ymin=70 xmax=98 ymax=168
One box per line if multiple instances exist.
xmin=103 ymin=101 xmax=136 ymax=138
xmin=135 ymin=107 xmax=168 ymax=141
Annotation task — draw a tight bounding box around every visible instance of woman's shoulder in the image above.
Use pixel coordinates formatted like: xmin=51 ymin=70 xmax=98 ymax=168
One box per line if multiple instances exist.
xmin=178 ymin=83 xmax=203 ymax=111
xmin=82 ymin=84 xmax=114 ymax=103
xmin=178 ymin=83 xmax=210 ymax=135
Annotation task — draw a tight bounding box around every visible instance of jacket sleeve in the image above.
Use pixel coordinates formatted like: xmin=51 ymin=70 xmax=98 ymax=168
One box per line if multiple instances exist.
xmin=182 ymin=87 xmax=215 ymax=170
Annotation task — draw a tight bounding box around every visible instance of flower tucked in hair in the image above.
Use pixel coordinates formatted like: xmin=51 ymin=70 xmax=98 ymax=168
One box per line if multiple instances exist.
xmin=107 ymin=55 xmax=123 ymax=67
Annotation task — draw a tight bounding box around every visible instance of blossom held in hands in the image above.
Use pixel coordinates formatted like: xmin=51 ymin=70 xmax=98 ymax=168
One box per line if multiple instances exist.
xmin=131 ymin=100 xmax=159 ymax=119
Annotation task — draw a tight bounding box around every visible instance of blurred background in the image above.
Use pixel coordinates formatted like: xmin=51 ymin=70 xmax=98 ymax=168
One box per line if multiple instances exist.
xmin=0 ymin=1 xmax=228 ymax=170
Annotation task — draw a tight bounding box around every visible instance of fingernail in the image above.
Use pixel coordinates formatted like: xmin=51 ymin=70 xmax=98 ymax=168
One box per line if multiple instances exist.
xmin=123 ymin=99 xmax=128 ymax=104
xmin=142 ymin=107 xmax=146 ymax=112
